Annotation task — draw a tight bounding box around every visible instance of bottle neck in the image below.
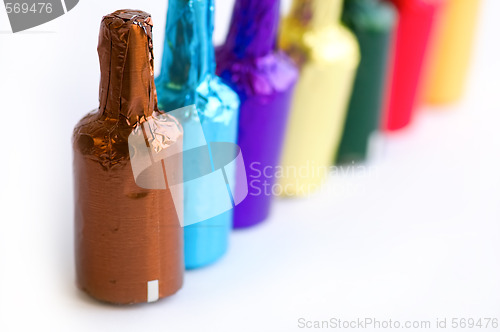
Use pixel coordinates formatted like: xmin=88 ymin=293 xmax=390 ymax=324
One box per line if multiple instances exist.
xmin=389 ymin=0 xmax=442 ymax=10
xmin=345 ymin=0 xmax=378 ymax=7
xmin=159 ymin=0 xmax=215 ymax=90
xmin=98 ymin=10 xmax=156 ymax=125
xmin=223 ymin=0 xmax=280 ymax=58
xmin=289 ymin=0 xmax=345 ymax=29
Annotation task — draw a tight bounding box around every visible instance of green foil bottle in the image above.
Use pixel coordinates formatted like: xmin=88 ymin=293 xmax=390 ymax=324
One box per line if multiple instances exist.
xmin=336 ymin=0 xmax=397 ymax=163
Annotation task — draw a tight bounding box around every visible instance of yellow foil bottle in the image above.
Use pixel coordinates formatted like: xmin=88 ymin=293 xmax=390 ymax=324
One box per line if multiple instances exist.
xmin=425 ymin=0 xmax=482 ymax=104
xmin=278 ymin=0 xmax=360 ymax=196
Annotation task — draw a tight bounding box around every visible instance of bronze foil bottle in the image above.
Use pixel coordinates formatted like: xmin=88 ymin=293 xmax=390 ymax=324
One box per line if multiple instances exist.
xmin=73 ymin=10 xmax=184 ymax=305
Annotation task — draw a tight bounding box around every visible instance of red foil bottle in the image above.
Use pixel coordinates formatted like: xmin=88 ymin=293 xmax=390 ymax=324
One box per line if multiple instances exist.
xmin=384 ymin=0 xmax=445 ymax=131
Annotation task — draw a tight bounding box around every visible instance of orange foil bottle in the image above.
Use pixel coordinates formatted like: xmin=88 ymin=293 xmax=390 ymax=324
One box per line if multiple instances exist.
xmin=425 ymin=0 xmax=482 ymax=104
xmin=73 ymin=10 xmax=184 ymax=304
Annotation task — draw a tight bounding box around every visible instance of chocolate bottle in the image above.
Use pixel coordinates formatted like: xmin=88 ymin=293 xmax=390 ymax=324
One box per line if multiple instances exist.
xmin=73 ymin=10 xmax=183 ymax=304
xmin=337 ymin=0 xmax=397 ymax=163
xmin=216 ymin=0 xmax=298 ymax=228
xmin=384 ymin=0 xmax=444 ymax=131
xmin=278 ymin=0 xmax=360 ymax=196
xmin=155 ymin=0 xmax=240 ymax=269
xmin=425 ymin=0 xmax=482 ymax=104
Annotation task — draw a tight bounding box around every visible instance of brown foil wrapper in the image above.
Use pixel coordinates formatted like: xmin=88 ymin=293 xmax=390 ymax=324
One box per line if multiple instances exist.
xmin=73 ymin=10 xmax=184 ymax=304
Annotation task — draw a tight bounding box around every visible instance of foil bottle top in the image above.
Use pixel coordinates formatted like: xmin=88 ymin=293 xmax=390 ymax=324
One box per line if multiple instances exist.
xmin=223 ymin=0 xmax=281 ymax=59
xmin=98 ymin=10 xmax=157 ymax=127
xmin=344 ymin=0 xmax=379 ymax=7
xmin=289 ymin=0 xmax=345 ymax=29
xmin=157 ymin=0 xmax=215 ymax=92
xmin=342 ymin=0 xmax=397 ymax=31
xmin=390 ymin=0 xmax=444 ymax=11
xmin=345 ymin=0 xmax=378 ymax=3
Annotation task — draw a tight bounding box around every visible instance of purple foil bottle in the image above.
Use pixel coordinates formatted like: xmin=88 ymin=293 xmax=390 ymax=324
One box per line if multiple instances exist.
xmin=216 ymin=0 xmax=298 ymax=228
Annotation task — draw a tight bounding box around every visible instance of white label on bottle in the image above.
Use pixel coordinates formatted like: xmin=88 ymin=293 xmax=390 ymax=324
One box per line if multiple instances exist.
xmin=147 ymin=280 xmax=159 ymax=303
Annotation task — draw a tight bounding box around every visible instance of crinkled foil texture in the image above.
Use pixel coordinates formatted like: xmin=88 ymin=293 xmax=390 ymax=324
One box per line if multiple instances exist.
xmin=156 ymin=0 xmax=239 ymax=126
xmin=73 ymin=10 xmax=183 ymax=304
xmin=218 ymin=0 xmax=280 ymax=59
xmin=216 ymin=52 xmax=298 ymax=98
xmin=216 ymin=0 xmax=299 ymax=227
xmin=156 ymin=0 xmax=240 ymax=268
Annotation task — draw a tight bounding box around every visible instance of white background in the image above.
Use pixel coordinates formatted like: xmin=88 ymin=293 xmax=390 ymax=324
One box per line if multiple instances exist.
xmin=0 ymin=0 xmax=499 ymax=331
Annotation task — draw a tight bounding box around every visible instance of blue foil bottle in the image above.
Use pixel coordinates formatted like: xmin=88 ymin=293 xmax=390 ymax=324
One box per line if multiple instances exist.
xmin=155 ymin=0 xmax=240 ymax=269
